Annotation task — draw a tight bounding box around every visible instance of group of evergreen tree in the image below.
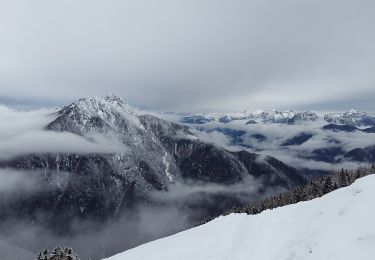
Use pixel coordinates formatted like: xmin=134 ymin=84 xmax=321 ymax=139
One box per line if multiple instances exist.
xmin=36 ymin=246 xmax=80 ymax=260
xmin=199 ymin=165 xmax=375 ymax=225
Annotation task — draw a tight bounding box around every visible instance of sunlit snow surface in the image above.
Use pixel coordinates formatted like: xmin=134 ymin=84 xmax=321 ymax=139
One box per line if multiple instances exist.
xmin=105 ymin=174 xmax=375 ymax=260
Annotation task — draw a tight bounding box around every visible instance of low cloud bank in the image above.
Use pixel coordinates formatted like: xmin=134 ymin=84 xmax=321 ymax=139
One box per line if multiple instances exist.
xmin=0 ymin=105 xmax=126 ymax=161
xmin=189 ymin=120 xmax=375 ymax=171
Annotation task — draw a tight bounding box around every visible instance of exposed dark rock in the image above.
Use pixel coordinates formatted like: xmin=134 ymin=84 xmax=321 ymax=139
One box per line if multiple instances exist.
xmin=302 ymin=147 xmax=345 ymax=163
xmin=362 ymin=126 xmax=375 ymax=133
xmin=245 ymin=119 xmax=257 ymax=125
xmin=344 ymin=146 xmax=375 ymax=163
xmin=251 ymin=133 xmax=266 ymax=142
xmin=322 ymin=124 xmax=359 ymax=132
xmin=281 ymin=132 xmax=313 ymax=146
xmin=181 ymin=115 xmax=211 ymax=124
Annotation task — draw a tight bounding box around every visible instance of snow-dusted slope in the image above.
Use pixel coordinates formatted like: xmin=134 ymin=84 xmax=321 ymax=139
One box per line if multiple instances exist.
xmin=105 ymin=174 xmax=375 ymax=260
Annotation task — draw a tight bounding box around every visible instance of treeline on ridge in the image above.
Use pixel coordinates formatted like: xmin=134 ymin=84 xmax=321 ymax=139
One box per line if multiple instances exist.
xmin=198 ymin=165 xmax=375 ymax=226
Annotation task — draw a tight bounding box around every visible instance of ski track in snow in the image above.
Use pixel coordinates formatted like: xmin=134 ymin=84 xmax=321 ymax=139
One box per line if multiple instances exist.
xmin=105 ymin=174 xmax=375 ymax=260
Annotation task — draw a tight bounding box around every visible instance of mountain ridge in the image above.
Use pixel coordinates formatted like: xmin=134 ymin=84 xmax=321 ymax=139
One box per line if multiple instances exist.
xmin=177 ymin=109 xmax=375 ymax=126
xmin=0 ymin=95 xmax=308 ymax=259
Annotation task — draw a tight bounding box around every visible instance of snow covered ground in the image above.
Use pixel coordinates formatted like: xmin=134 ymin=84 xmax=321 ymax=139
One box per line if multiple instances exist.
xmin=105 ymin=174 xmax=375 ymax=260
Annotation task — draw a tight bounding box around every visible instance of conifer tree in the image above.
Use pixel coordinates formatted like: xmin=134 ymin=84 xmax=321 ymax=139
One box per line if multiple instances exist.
xmin=36 ymin=247 xmax=80 ymax=260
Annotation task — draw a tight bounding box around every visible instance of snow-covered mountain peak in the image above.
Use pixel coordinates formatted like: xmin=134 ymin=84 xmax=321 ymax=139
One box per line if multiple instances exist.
xmin=345 ymin=109 xmax=367 ymax=117
xmin=281 ymin=109 xmax=296 ymax=117
xmin=324 ymin=110 xmax=373 ymax=127
xmin=50 ymin=94 xmax=143 ymax=134
xmin=325 ymin=109 xmax=367 ymax=118
xmin=70 ymin=94 xmax=133 ymax=115
xmin=246 ymin=109 xmax=320 ymax=123
xmin=105 ymin=92 xmax=123 ymax=101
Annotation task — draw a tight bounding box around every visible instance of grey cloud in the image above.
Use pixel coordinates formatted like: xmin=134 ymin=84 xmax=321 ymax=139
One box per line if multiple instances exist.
xmin=0 ymin=131 xmax=126 ymax=160
xmin=0 ymin=169 xmax=39 ymax=194
xmin=190 ymin=129 xmax=232 ymax=148
xmin=0 ymin=168 xmax=73 ymax=205
xmin=0 ymin=105 xmax=126 ymax=160
xmin=0 ymin=105 xmax=53 ymax=139
xmin=0 ymin=0 xmax=374 ymax=111
xmin=151 ymin=175 xmax=267 ymax=202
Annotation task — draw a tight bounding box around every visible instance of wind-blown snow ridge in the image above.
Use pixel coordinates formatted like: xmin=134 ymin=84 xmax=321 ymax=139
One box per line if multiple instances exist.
xmin=104 ymin=174 xmax=375 ymax=260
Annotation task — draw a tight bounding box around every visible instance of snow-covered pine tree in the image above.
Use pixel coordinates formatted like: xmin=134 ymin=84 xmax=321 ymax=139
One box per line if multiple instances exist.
xmin=322 ymin=175 xmax=333 ymax=194
xmin=36 ymin=248 xmax=48 ymax=260
xmin=36 ymin=247 xmax=80 ymax=260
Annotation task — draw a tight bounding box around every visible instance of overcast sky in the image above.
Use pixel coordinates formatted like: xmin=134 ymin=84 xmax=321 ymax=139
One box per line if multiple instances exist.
xmin=0 ymin=0 xmax=374 ymax=112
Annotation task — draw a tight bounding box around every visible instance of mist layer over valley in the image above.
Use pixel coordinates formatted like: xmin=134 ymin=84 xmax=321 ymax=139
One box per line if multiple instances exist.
xmin=0 ymin=96 xmax=303 ymax=259
xmin=0 ymin=95 xmax=374 ymax=259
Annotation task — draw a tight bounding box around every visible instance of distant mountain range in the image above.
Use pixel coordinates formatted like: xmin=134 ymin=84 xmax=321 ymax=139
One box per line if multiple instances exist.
xmin=178 ymin=109 xmax=375 ymax=126
xmin=169 ymin=108 xmax=375 ymax=168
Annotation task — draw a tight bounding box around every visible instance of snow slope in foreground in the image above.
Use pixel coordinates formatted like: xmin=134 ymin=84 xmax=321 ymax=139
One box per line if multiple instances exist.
xmin=105 ymin=175 xmax=375 ymax=260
